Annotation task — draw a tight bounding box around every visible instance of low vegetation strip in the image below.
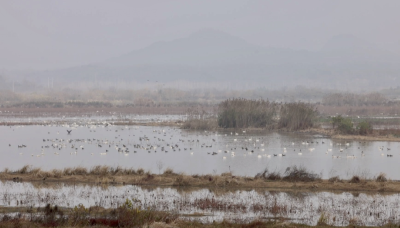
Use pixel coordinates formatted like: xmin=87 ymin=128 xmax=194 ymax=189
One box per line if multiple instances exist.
xmin=0 ymin=165 xmax=397 ymax=192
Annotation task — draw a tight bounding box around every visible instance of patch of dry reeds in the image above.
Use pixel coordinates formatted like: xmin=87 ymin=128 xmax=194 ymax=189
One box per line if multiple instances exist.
xmin=376 ymin=173 xmax=387 ymax=182
xmin=278 ymin=102 xmax=317 ymax=130
xmin=328 ymin=176 xmax=341 ymax=183
xmin=255 ymin=166 xmax=320 ymax=182
xmin=17 ymin=165 xmax=31 ymax=174
xmin=90 ymin=165 xmax=110 ymax=176
xmin=163 ymin=168 xmax=175 ymax=175
xmin=63 ymin=166 xmax=88 ymax=176
xmin=349 ymin=175 xmax=361 ymax=183
xmin=282 ymin=165 xmax=321 ymax=182
xmin=218 ymin=98 xmax=277 ymax=128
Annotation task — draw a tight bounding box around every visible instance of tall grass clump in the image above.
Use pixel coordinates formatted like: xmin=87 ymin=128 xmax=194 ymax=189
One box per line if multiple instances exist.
xmin=278 ymin=102 xmax=317 ymax=130
xmin=218 ymin=98 xmax=277 ymax=128
xmin=255 ymin=165 xmax=320 ymax=182
xmin=17 ymin=165 xmax=31 ymax=174
xmin=282 ymin=165 xmax=321 ymax=182
xmin=376 ymin=173 xmax=387 ymax=182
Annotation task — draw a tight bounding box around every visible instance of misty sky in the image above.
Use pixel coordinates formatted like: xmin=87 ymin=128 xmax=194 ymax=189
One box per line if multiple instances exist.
xmin=1 ymin=0 xmax=400 ymax=70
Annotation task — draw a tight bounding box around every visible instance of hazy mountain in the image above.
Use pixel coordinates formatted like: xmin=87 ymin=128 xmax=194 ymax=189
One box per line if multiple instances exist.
xmin=9 ymin=29 xmax=400 ymax=91
xmin=104 ymin=29 xmax=318 ymax=67
xmin=320 ymin=34 xmax=399 ymax=64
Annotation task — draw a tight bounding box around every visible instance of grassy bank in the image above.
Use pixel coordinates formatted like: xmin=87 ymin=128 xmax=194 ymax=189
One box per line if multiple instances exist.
xmin=0 ymin=165 xmax=397 ymax=192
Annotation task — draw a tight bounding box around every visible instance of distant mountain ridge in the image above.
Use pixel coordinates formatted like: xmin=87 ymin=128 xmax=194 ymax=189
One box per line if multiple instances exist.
xmin=11 ymin=29 xmax=400 ymax=90
xmin=104 ymin=28 xmax=318 ymax=66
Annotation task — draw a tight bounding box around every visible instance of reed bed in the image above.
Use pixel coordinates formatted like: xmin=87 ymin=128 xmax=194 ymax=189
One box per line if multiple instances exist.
xmin=278 ymin=102 xmax=317 ymax=130
xmin=218 ymin=98 xmax=277 ymax=128
xmin=208 ymin=98 xmax=318 ymax=130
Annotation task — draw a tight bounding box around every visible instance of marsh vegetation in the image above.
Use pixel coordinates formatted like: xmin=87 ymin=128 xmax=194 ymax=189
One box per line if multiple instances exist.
xmin=1 ymin=179 xmax=400 ymax=227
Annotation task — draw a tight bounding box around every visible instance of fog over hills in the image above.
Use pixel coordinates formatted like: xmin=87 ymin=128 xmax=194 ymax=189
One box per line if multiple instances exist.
xmin=8 ymin=29 xmax=400 ymax=91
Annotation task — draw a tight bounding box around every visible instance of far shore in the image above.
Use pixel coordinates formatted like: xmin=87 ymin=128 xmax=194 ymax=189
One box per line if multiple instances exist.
xmin=1 ymin=118 xmax=400 ymax=142
xmin=302 ymin=128 xmax=400 ymax=142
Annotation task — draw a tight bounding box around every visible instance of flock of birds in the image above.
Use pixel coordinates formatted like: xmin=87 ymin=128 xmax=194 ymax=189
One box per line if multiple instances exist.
xmin=6 ymin=123 xmax=397 ymax=162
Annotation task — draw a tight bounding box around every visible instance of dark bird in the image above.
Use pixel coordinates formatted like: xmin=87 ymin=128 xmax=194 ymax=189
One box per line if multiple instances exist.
xmin=67 ymin=130 xmax=72 ymax=134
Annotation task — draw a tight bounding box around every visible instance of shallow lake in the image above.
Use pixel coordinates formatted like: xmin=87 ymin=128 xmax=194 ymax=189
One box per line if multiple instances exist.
xmin=1 ymin=123 xmax=400 ymax=179
xmin=1 ymin=181 xmax=400 ymax=226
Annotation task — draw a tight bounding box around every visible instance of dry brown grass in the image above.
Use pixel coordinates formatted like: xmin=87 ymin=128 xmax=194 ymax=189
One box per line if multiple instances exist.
xmin=173 ymin=175 xmax=191 ymax=186
xmin=90 ymin=165 xmax=109 ymax=176
xmin=4 ymin=165 xmax=400 ymax=192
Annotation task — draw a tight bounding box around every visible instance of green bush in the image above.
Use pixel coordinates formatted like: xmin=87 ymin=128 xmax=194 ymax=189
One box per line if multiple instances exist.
xmin=331 ymin=115 xmax=354 ymax=134
xmin=357 ymin=120 xmax=373 ymax=135
xmin=331 ymin=115 xmax=344 ymax=129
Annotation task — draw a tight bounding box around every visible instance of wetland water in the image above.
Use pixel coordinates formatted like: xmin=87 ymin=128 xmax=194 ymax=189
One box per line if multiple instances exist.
xmin=1 ymin=123 xmax=400 ymax=179
xmin=1 ymin=181 xmax=400 ymax=226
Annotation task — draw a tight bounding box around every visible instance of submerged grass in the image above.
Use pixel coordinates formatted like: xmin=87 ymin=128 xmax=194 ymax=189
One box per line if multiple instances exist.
xmin=0 ymin=201 xmax=178 ymax=228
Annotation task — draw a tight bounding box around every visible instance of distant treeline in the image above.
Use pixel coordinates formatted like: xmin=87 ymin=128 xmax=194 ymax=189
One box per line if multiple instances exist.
xmin=0 ymin=85 xmax=332 ymax=105
xmin=0 ymin=86 xmax=398 ymax=113
xmin=322 ymin=92 xmax=387 ymax=106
